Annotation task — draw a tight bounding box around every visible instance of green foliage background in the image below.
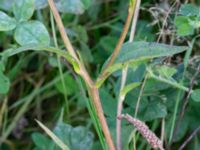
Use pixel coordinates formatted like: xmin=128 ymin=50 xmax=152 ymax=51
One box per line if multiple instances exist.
xmin=0 ymin=0 xmax=200 ymax=150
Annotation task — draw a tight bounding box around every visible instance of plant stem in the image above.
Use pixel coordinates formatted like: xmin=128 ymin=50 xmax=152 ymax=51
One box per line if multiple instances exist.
xmin=116 ymin=67 xmax=128 ymax=150
xmin=180 ymin=64 xmax=200 ymax=118
xmin=88 ymin=87 xmax=115 ymax=150
xmin=172 ymin=64 xmax=200 ymax=147
xmin=47 ymin=1 xmax=115 ymax=149
xmin=48 ymin=1 xmax=77 ymax=61
xmin=132 ymin=66 xmax=146 ymax=149
xmin=77 ymin=78 xmax=107 ymax=149
xmin=116 ymin=0 xmax=141 ymax=150
xmin=148 ymin=71 xmax=190 ymax=92
xmin=47 ymin=0 xmax=93 ymax=87
xmin=168 ymin=37 xmax=198 ymax=145
xmin=50 ymin=10 xmax=70 ymax=121
xmin=134 ymin=74 xmax=147 ymax=118
xmin=178 ymin=125 xmax=200 ymax=150
xmin=98 ymin=2 xmax=136 ymax=82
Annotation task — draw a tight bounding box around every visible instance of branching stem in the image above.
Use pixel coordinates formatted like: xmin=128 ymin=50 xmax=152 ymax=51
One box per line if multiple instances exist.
xmin=47 ymin=0 xmax=115 ymax=149
xmin=116 ymin=0 xmax=141 ymax=150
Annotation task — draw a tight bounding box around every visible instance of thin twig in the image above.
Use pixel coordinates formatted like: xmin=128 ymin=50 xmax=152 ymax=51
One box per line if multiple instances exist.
xmin=168 ymin=35 xmax=200 ymax=147
xmin=157 ymin=1 xmax=177 ymax=43
xmin=98 ymin=2 xmax=135 ymax=81
xmin=180 ymin=64 xmax=200 ymax=118
xmin=129 ymin=0 xmax=141 ymax=42
xmin=172 ymin=64 xmax=200 ymax=143
xmin=47 ymin=1 xmax=115 ymax=149
xmin=134 ymin=74 xmax=147 ymax=117
xmin=132 ymin=73 xmax=147 ymax=149
xmin=178 ymin=125 xmax=200 ymax=150
xmin=116 ymin=0 xmax=141 ymax=150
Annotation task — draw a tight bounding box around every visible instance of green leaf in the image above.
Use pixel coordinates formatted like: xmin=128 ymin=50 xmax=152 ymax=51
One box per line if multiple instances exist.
xmin=82 ymin=0 xmax=91 ymax=9
xmin=125 ymin=91 xmax=148 ymax=112
xmin=73 ymin=25 xmax=88 ymax=43
xmin=142 ymin=100 xmax=167 ymax=121
xmin=127 ymin=63 xmax=146 ymax=83
xmin=0 ymin=45 xmax=73 ymax=65
xmin=165 ymin=114 xmax=189 ymax=142
xmin=35 ymin=0 xmax=48 ymax=10
xmin=121 ymin=82 xmax=140 ymax=97
xmin=32 ymin=132 xmax=57 ymax=150
xmin=172 ymin=117 xmax=189 ymax=142
xmin=80 ymin=42 xmax=93 ymax=63
xmin=191 ymin=89 xmax=200 ymax=102
xmin=175 ymin=16 xmax=194 ymax=36
xmin=0 ymin=45 xmax=81 ymax=84
xmin=0 ymin=0 xmax=14 ymax=11
xmin=0 ymin=72 xmax=10 ymax=94
xmin=115 ymin=41 xmax=188 ymax=64
xmin=54 ymin=122 xmax=94 ymax=150
xmin=36 ymin=120 xmax=71 ymax=150
xmin=106 ymin=41 xmax=187 ymax=75
xmin=0 ymin=11 xmax=16 ymax=31
xmin=0 ymin=62 xmax=10 ymax=94
xmin=55 ymin=73 xmax=78 ymax=95
xmin=179 ymin=4 xmax=199 ymax=16
xmin=135 ymin=20 xmax=156 ymax=41
xmin=54 ymin=123 xmax=72 ymax=147
xmin=147 ymin=68 xmax=189 ymax=92
xmin=100 ymin=88 xmax=117 ymax=117
xmin=189 ymin=19 xmax=200 ymax=28
xmin=99 ymin=36 xmax=118 ymax=53
xmin=48 ymin=56 xmax=59 ymax=68
xmin=13 ymin=0 xmax=35 ymax=21
xmin=105 ymin=60 xmax=146 ymax=81
xmin=98 ymin=42 xmax=187 ymax=87
xmin=55 ymin=0 xmax=91 ymax=14
xmin=110 ymin=124 xmax=134 ymax=150
xmin=0 ymin=61 xmax=5 ymax=71
xmin=144 ymin=78 xmax=170 ymax=92
xmin=14 ymin=21 xmax=50 ymax=46
xmin=70 ymin=127 xmax=94 ymax=150
xmin=156 ymin=66 xmax=177 ymax=78
xmin=7 ymin=56 xmax=24 ymax=80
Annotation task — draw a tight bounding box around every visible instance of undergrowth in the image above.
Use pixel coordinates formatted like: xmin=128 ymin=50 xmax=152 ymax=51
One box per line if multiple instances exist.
xmin=0 ymin=0 xmax=200 ymax=150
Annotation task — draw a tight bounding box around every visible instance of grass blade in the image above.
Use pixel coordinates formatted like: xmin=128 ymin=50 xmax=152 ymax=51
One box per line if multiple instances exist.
xmin=36 ymin=120 xmax=71 ymax=150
